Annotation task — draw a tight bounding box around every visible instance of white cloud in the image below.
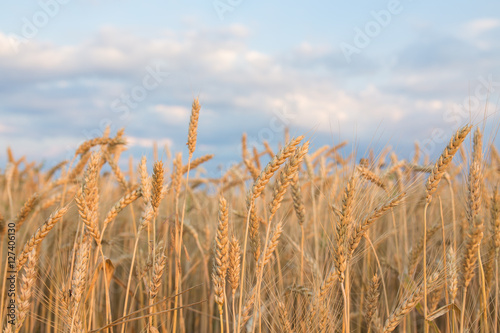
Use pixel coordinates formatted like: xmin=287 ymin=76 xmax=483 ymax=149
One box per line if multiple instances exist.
xmin=128 ymin=136 xmax=173 ymax=148
xmin=463 ymin=18 xmax=500 ymax=37
xmin=151 ymin=105 xmax=190 ymax=124
xmin=0 ymin=123 xmax=13 ymax=134
xmin=0 ymin=23 xmax=498 ymax=166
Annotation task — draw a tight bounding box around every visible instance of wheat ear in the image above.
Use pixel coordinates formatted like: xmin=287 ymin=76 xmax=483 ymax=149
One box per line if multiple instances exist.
xmin=74 ymin=133 xmax=125 ymax=156
xmin=241 ymin=133 xmax=249 ymax=160
xmin=16 ymin=206 xmax=69 ymax=271
xmin=44 ymin=159 xmax=68 ymax=182
xmin=70 ymin=234 xmax=91 ymax=333
xmin=250 ymin=136 xmax=304 ymax=201
xmin=357 ymin=166 xmax=387 ymax=191
xmin=103 ymin=150 xmax=128 ymax=190
xmin=425 ymin=125 xmax=472 ymax=203
xmin=269 ymin=142 xmax=309 ymax=222
xmin=13 ymin=193 xmax=39 ymax=231
xmin=461 ymin=160 xmax=483 ymax=288
xmin=460 ymin=159 xmax=484 ymax=333
xmin=101 ymin=187 xmax=142 ymax=237
xmin=76 ymin=187 xmax=101 ymax=244
xmin=277 ymin=301 xmax=294 ymax=332
xmin=151 ymin=161 xmax=164 ymax=214
xmin=291 ymin=173 xmax=306 ymax=225
xmin=248 ymin=202 xmax=262 ymax=263
xmin=148 ymin=247 xmax=167 ymax=328
xmin=15 ymin=249 xmax=37 ymax=333
xmin=181 ymin=154 xmax=214 ymax=175
xmin=383 ymin=273 xmax=440 ymax=332
xmin=139 ymin=156 xmax=151 ymax=205
xmin=365 ymin=273 xmax=381 ymax=331
xmin=447 ymin=247 xmax=458 ymax=303
xmin=408 ymin=225 xmax=441 ymax=276
xmin=228 ymin=235 xmax=241 ymax=297
xmin=187 ymin=97 xmax=200 ymax=156
xmin=213 ymin=196 xmax=229 ymax=315
xmin=335 ymin=174 xmax=357 ymax=283
xmin=349 ymin=192 xmax=405 ymax=256
xmin=240 ymin=221 xmax=284 ymax=330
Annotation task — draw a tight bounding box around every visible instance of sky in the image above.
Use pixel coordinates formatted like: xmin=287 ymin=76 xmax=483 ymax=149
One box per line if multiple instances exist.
xmin=1 ymin=0 xmax=500 ymax=177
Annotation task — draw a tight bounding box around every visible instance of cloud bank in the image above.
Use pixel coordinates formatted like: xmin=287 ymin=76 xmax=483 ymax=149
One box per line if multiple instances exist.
xmin=1 ymin=19 xmax=499 ymax=170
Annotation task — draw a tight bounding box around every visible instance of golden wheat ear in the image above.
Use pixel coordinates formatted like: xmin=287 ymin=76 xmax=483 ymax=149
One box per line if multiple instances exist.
xmin=187 ymin=97 xmax=201 ymax=157
xmin=212 ymin=195 xmax=229 ymax=314
xmin=425 ymin=124 xmax=472 ymax=203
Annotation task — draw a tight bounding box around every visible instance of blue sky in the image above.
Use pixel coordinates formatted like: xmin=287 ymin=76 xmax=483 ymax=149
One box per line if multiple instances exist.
xmin=1 ymin=0 xmax=500 ymax=175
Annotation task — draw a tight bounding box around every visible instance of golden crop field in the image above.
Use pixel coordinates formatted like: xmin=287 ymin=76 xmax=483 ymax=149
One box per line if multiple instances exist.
xmin=1 ymin=99 xmax=498 ymax=332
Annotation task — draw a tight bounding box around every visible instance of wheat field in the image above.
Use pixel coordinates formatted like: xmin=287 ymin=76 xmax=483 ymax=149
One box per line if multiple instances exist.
xmin=1 ymin=99 xmax=499 ymax=332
